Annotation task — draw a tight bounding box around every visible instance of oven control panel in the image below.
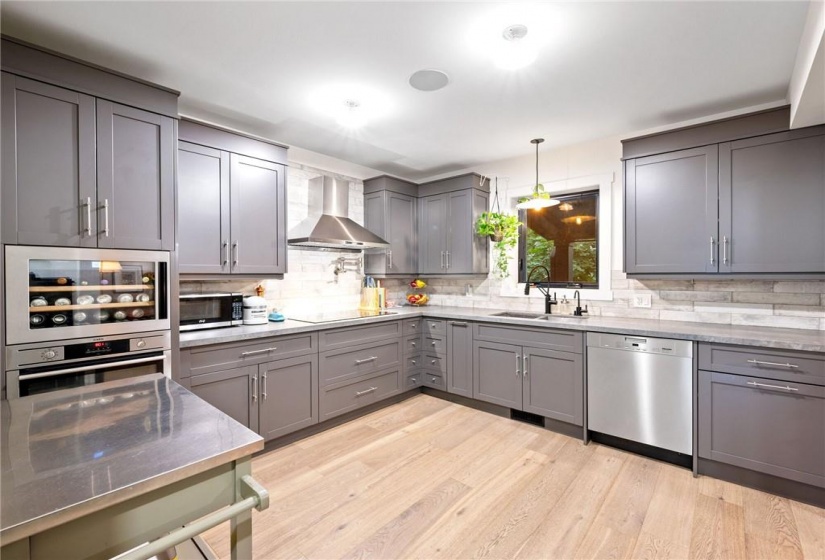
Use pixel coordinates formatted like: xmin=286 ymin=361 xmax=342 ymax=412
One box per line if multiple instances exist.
xmin=6 ymin=332 xmax=171 ymax=369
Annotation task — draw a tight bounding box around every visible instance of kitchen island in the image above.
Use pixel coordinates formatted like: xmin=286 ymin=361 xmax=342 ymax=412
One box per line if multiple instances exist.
xmin=0 ymin=374 xmax=267 ymax=560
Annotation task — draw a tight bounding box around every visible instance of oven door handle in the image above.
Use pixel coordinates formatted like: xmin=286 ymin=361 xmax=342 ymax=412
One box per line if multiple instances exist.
xmin=18 ymin=355 xmax=164 ymax=381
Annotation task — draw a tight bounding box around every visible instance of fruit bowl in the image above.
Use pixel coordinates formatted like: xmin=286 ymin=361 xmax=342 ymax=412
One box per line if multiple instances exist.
xmin=406 ymin=293 xmax=429 ymax=306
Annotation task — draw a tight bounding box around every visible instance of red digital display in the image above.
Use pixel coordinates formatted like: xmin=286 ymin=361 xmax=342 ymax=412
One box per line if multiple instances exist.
xmin=94 ymin=342 xmax=106 ymax=348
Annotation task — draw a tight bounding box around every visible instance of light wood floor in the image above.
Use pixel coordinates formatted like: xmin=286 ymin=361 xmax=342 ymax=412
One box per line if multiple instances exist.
xmin=202 ymin=394 xmax=825 ymax=560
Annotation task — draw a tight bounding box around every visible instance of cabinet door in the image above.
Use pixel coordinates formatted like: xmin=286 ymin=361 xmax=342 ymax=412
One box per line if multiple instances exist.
xmin=387 ymin=191 xmax=417 ymax=274
xmin=522 ymin=347 xmax=583 ymax=425
xmin=96 ymin=101 xmax=175 ymax=250
xmin=625 ymin=146 xmax=719 ymax=274
xmin=473 ymin=340 xmax=522 ymax=409
xmin=719 ymin=129 xmax=825 ymax=273
xmin=446 ymin=189 xmax=487 ymax=274
xmin=258 ymin=355 xmax=318 ymax=441
xmin=363 ymin=191 xmax=388 ymax=275
xmin=1 ymin=73 xmax=96 ymax=246
xmin=418 ymin=194 xmax=448 ymax=274
xmin=229 ymin=154 xmax=286 ymax=274
xmin=189 ymin=365 xmax=259 ymax=433
xmin=177 ymin=142 xmax=230 ymax=273
xmin=447 ymin=320 xmax=473 ymax=398
xmin=698 ymin=370 xmax=825 ymax=488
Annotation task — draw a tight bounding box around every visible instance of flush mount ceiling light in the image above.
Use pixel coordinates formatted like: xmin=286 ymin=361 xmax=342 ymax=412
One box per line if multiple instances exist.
xmin=409 ymin=69 xmax=450 ymax=92
xmin=562 ymin=215 xmax=596 ymax=225
xmin=516 ymin=138 xmax=560 ymax=211
xmin=309 ymin=85 xmax=391 ymax=129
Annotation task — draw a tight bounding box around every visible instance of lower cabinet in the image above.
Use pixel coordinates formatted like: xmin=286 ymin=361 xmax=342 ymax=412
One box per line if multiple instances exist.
xmin=190 ymin=354 xmax=318 ymax=442
xmin=319 ymin=369 xmax=401 ymax=421
xmin=698 ymin=369 xmax=825 ymax=488
xmin=472 ymin=324 xmax=584 ymax=426
xmin=446 ymin=320 xmax=473 ymax=397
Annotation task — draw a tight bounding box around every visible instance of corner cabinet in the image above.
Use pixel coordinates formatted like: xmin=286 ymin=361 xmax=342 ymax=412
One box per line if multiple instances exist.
xmin=177 ymin=119 xmax=288 ymax=275
xmin=1 ymin=73 xmax=175 ymax=250
xmin=418 ymin=174 xmax=489 ymax=275
xmin=623 ymin=108 xmax=825 ymax=277
xmin=363 ymin=176 xmax=418 ymax=276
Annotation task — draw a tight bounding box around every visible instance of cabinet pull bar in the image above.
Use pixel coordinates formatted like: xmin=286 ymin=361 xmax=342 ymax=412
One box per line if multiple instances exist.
xmin=83 ymin=197 xmax=92 ymax=236
xmin=223 ymin=240 xmax=229 ymax=267
xmin=261 ymin=372 xmax=267 ymax=400
xmin=355 ymin=356 xmax=378 ymax=365
xmin=709 ymin=236 xmax=714 ymax=265
xmin=515 ymin=353 xmax=521 ymax=376
xmin=746 ymin=381 xmax=798 ymax=392
xmin=450 ymin=321 xmax=467 ymax=326
xmin=746 ymin=359 xmax=799 ymax=369
xmin=251 ymin=375 xmax=258 ymax=402
xmin=446 ymin=251 xmax=450 ymax=269
xmin=723 ymin=236 xmax=729 ymax=265
xmin=387 ymin=250 xmax=393 ymax=269
xmin=523 ymin=356 xmax=528 ymax=377
xmin=232 ymin=241 xmax=239 ymax=266
xmin=440 ymin=251 xmax=445 ymax=269
xmin=240 ymin=347 xmax=277 ymax=357
xmin=101 ymin=199 xmax=110 ymax=237
xmin=355 ymin=386 xmax=378 ymax=397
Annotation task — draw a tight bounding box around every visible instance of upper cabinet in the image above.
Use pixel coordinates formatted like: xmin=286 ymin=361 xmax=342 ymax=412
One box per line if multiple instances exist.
xmin=418 ymin=173 xmax=489 ymax=275
xmin=1 ymin=76 xmax=175 ymax=250
xmin=363 ymin=176 xmax=418 ymax=276
xmin=623 ymin=106 xmax=825 ymax=277
xmin=177 ymin=119 xmax=288 ymax=276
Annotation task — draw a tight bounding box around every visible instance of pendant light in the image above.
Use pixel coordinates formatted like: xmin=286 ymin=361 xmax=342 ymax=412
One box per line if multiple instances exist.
xmin=516 ymin=138 xmax=560 ymax=210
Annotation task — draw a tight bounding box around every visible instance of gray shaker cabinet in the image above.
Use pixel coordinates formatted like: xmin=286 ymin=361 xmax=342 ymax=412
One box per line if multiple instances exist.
xmin=625 ymin=145 xmax=719 ymax=274
xmin=522 ymin=347 xmax=583 ymax=425
xmin=364 ymin=190 xmax=417 ymax=275
xmin=1 ymin=74 xmax=174 ymax=250
xmin=698 ymin=370 xmax=825 ymax=488
xmin=446 ymin=320 xmax=473 ymax=398
xmin=1 ymin=73 xmax=96 ymax=247
xmin=189 ymin=365 xmax=259 ymax=432
xmin=418 ymin=189 xmax=489 ymax=275
xmin=418 ymin=194 xmax=449 ymax=274
xmin=718 ymin=129 xmax=825 ymax=273
xmin=258 ymin=354 xmax=319 ymax=441
xmin=96 ymin=100 xmax=175 ymax=251
xmin=473 ymin=340 xmax=522 ymax=409
xmin=177 ymin=120 xmax=288 ymax=275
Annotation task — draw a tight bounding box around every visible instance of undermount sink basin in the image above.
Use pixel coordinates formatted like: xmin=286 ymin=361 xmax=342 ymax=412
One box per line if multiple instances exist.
xmin=490 ymin=311 xmax=549 ymax=320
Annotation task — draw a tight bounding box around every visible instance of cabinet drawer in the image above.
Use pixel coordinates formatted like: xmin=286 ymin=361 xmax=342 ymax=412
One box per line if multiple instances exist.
xmin=423 ymin=335 xmax=446 ymax=356
xmin=319 ymin=369 xmax=401 ymax=421
xmin=404 ymin=353 xmax=422 ymax=373
xmin=474 ymin=323 xmax=582 ymax=354
xmin=405 ymin=373 xmax=422 ymax=389
xmin=698 ymin=370 xmax=825 ymax=488
xmin=699 ymin=344 xmax=825 ymax=386
xmin=421 ymin=353 xmax=447 ymax=376
xmin=319 ymin=321 xmax=401 ymax=351
xmin=320 ymin=340 xmax=400 ymax=385
xmin=424 ymin=319 xmax=446 ymax=336
xmin=421 ymin=371 xmax=445 ymax=389
xmin=404 ymin=334 xmax=421 ymax=356
xmin=403 ymin=319 xmax=422 ymax=335
xmin=185 ymin=332 xmax=317 ymax=376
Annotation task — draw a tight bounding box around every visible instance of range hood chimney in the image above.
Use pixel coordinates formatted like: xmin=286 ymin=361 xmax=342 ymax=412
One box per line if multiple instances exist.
xmin=287 ymin=175 xmax=390 ymax=251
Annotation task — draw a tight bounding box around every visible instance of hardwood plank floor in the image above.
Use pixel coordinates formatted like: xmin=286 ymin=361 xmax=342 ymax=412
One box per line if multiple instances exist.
xmin=201 ymin=394 xmax=824 ymax=560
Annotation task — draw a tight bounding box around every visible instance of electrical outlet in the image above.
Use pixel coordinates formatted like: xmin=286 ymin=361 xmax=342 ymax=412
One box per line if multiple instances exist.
xmin=632 ymin=294 xmax=652 ymax=308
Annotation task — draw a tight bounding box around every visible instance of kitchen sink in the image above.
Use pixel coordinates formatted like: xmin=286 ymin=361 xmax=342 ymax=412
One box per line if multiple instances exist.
xmin=490 ymin=311 xmax=549 ymax=320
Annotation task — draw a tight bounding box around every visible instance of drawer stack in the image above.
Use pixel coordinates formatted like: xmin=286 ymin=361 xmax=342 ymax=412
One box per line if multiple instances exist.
xmin=403 ymin=318 xmax=423 ymax=389
xmin=698 ymin=343 xmax=825 ymax=489
xmin=420 ymin=319 xmax=447 ymax=389
xmin=318 ymin=321 xmax=403 ymax=421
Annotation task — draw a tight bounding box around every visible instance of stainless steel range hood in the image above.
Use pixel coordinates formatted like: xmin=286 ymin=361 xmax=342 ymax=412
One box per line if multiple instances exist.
xmin=288 ymin=175 xmax=389 ymax=251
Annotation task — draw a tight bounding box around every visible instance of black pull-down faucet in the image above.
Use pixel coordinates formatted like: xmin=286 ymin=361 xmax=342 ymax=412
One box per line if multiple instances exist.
xmin=524 ymin=266 xmax=557 ymax=314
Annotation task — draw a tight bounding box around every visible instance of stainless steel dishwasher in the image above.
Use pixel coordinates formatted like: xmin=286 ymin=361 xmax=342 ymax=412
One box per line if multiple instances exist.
xmin=587 ymin=332 xmax=693 ymax=464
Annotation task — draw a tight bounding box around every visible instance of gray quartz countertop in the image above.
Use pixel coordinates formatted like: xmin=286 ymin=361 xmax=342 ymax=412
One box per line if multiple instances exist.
xmin=0 ymin=374 xmax=263 ymax=543
xmin=180 ymin=306 xmax=825 ymax=353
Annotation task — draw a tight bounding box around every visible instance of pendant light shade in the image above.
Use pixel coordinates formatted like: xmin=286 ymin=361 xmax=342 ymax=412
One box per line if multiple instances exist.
xmin=516 ymin=138 xmax=559 ymax=210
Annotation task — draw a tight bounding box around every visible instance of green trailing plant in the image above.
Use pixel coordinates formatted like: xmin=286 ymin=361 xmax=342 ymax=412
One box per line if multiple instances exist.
xmin=475 ymin=212 xmax=520 ymax=278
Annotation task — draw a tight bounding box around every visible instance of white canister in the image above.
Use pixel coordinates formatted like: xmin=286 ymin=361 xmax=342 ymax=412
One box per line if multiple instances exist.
xmin=243 ymin=296 xmax=268 ymax=325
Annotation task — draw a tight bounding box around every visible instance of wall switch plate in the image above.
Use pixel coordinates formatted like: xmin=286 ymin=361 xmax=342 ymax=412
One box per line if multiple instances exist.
xmin=632 ymin=294 xmax=652 ymax=308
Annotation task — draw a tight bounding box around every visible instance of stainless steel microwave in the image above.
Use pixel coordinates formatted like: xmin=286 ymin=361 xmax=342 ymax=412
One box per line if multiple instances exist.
xmin=179 ymin=293 xmax=243 ymax=331
xmin=5 ymin=246 xmax=171 ymax=345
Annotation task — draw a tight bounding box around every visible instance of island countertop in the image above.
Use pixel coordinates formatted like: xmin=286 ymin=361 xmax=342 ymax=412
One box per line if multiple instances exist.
xmin=0 ymin=374 xmax=264 ymax=545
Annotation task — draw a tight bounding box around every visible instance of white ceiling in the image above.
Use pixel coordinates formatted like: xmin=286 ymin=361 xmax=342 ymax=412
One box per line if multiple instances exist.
xmin=0 ymin=1 xmax=811 ymax=181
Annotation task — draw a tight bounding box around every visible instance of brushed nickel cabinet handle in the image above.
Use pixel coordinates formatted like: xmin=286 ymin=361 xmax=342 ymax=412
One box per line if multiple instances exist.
xmin=232 ymin=241 xmax=239 ymax=267
xmin=411 ymin=359 xmax=416 ymax=365
xmin=82 ymin=197 xmax=92 ymax=236
xmin=355 ymin=386 xmax=377 ymax=397
xmin=431 ymin=341 xmax=437 ymax=347
xmin=723 ymin=236 xmax=729 ymax=265
xmin=261 ymin=372 xmax=267 ymax=400
xmin=411 ymin=341 xmax=416 ymax=347
xmin=746 ymin=381 xmax=798 ymax=392
xmin=747 ymin=359 xmax=799 ymax=369
xmin=450 ymin=321 xmax=468 ymax=326
xmin=101 ymin=199 xmax=110 ymax=237
xmin=240 ymin=347 xmax=277 ymax=357
xmin=523 ymin=356 xmax=528 ymax=377
xmin=440 ymin=251 xmax=445 ymax=269
xmin=251 ymin=375 xmax=257 ymax=402
xmin=431 ymin=359 xmax=436 ymax=365
xmin=446 ymin=251 xmax=450 ymax=269
xmin=388 ymin=250 xmax=393 ymax=269
xmin=355 ymin=356 xmax=378 ymax=365
xmin=709 ymin=236 xmax=715 ymax=265
xmin=223 ymin=240 xmax=229 ymax=267
xmin=515 ymin=353 xmax=521 ymax=376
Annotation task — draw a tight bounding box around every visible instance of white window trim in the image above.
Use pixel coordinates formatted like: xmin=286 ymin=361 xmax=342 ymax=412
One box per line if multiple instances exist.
xmin=498 ymin=172 xmax=615 ymax=302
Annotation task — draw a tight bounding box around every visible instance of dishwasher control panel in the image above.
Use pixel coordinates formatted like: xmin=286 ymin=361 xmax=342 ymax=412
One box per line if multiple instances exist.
xmin=586 ymin=332 xmax=693 ymax=357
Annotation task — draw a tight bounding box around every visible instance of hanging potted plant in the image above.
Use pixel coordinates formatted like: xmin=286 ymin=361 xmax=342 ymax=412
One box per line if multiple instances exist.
xmin=474 ymin=178 xmax=520 ymax=278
